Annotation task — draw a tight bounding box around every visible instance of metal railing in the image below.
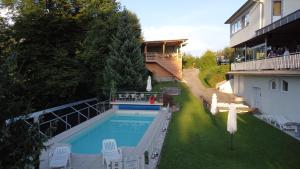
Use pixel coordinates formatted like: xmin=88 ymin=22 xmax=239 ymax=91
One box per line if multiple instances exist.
xmin=231 ymin=53 xmax=300 ymax=71
xmin=17 ymin=98 xmax=111 ymax=138
xmin=111 ymin=92 xmax=163 ymax=104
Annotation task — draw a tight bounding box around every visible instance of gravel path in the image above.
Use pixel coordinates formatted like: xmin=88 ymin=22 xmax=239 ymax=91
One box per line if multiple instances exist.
xmin=182 ymin=69 xmax=237 ymax=104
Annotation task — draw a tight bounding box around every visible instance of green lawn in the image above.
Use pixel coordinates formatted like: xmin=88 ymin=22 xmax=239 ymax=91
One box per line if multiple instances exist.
xmin=157 ymin=82 xmax=300 ymax=169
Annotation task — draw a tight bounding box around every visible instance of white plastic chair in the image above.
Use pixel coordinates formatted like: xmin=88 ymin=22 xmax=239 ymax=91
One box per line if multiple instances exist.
xmin=49 ymin=145 xmax=71 ymax=169
xmin=275 ymin=115 xmax=297 ymax=131
xmin=261 ymin=114 xmax=275 ymax=123
xmin=102 ymin=139 xmax=122 ymax=169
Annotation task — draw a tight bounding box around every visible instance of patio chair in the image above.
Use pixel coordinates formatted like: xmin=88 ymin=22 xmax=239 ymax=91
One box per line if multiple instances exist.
xmin=140 ymin=94 xmax=145 ymax=101
xmin=118 ymin=94 xmax=125 ymax=101
xmin=261 ymin=114 xmax=275 ymax=123
xmin=274 ymin=115 xmax=297 ymax=131
xmin=49 ymin=145 xmax=71 ymax=169
xmin=102 ymin=139 xmax=122 ymax=169
xmin=131 ymin=93 xmax=136 ymax=101
xmin=124 ymin=93 xmax=129 ymax=101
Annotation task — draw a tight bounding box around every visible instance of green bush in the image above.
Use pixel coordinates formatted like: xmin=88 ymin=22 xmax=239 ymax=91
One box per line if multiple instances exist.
xmin=197 ymin=50 xmax=229 ymax=87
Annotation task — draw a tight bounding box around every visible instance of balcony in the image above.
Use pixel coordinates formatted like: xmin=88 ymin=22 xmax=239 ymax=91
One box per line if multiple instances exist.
xmin=231 ymin=53 xmax=300 ymax=71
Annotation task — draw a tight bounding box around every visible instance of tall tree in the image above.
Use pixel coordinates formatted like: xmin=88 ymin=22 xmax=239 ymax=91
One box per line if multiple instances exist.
xmin=0 ymin=1 xmax=146 ymax=168
xmin=104 ymin=10 xmax=146 ymax=92
xmin=79 ymin=0 xmax=120 ymax=98
xmin=223 ymin=47 xmax=235 ymax=62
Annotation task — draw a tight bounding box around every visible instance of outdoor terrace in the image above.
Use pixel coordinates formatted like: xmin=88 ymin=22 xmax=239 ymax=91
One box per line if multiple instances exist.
xmin=110 ymin=92 xmax=164 ymax=105
xmin=231 ymin=53 xmax=300 ymax=71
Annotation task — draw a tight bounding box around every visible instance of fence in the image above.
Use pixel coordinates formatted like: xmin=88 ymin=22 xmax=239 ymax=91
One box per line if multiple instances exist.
xmin=14 ymin=98 xmax=111 ymax=138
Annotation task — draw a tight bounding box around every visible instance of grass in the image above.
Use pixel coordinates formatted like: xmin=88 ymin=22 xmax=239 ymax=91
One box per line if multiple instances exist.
xmin=157 ymin=82 xmax=300 ymax=169
xmin=199 ymin=64 xmax=229 ymax=88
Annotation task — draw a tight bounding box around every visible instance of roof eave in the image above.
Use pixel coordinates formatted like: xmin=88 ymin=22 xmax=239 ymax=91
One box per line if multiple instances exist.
xmin=225 ymin=0 xmax=256 ymax=24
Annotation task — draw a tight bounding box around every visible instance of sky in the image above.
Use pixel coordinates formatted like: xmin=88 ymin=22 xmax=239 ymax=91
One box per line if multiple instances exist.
xmin=1 ymin=0 xmax=246 ymax=56
xmin=119 ymin=0 xmax=246 ymax=56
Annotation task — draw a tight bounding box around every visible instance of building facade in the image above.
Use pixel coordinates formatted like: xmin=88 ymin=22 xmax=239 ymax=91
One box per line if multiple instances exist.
xmin=143 ymin=39 xmax=187 ymax=81
xmin=225 ymin=0 xmax=300 ymax=122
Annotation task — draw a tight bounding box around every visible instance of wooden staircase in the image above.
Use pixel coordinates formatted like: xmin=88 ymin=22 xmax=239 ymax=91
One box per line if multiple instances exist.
xmin=145 ymin=53 xmax=182 ymax=80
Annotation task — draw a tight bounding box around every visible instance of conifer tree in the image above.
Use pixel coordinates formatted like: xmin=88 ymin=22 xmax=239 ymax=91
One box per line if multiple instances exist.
xmin=104 ymin=10 xmax=147 ymax=92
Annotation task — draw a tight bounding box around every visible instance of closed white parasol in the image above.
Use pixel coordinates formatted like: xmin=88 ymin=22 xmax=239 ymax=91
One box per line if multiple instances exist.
xmin=227 ymin=103 xmax=237 ymax=150
xmin=146 ymin=76 xmax=152 ymax=92
xmin=210 ymin=93 xmax=218 ymax=115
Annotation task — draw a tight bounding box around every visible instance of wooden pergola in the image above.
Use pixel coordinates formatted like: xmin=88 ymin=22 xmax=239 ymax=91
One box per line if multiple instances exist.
xmin=142 ymin=39 xmax=188 ymax=57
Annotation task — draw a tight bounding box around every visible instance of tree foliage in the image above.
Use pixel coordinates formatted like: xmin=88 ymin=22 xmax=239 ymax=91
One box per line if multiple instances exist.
xmin=0 ymin=0 xmax=145 ymax=168
xmin=104 ymin=10 xmax=146 ymax=91
xmin=181 ymin=50 xmax=229 ymax=87
xmin=198 ymin=50 xmax=217 ymax=70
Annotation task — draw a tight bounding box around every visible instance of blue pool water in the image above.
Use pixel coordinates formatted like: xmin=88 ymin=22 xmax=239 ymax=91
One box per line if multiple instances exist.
xmin=64 ymin=113 xmax=155 ymax=154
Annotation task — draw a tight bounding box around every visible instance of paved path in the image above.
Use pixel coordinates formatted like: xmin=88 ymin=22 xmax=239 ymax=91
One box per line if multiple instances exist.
xmin=182 ymin=69 xmax=237 ymax=104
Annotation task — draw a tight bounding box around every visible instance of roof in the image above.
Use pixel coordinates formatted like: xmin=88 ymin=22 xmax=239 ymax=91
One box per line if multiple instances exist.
xmin=225 ymin=0 xmax=256 ymax=24
xmin=143 ymin=39 xmax=188 ymax=46
xmin=231 ymin=9 xmax=300 ymax=48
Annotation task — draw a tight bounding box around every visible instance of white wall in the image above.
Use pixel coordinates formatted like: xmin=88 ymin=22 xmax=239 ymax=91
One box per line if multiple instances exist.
xmin=229 ymin=0 xmax=300 ymax=47
xmin=263 ymin=0 xmax=272 ymax=26
xmin=233 ymin=75 xmax=300 ymax=122
xmin=218 ymin=80 xmax=233 ymax=94
xmin=283 ymin=0 xmax=300 ymax=17
xmin=263 ymin=0 xmax=300 ymax=26
xmin=230 ymin=4 xmax=260 ymax=47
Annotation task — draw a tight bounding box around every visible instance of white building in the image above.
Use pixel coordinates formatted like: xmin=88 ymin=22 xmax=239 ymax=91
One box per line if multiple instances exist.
xmin=225 ymin=0 xmax=300 ymax=122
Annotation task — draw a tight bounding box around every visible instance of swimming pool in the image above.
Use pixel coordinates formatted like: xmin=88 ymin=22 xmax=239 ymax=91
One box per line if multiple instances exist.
xmin=64 ymin=113 xmax=155 ymax=154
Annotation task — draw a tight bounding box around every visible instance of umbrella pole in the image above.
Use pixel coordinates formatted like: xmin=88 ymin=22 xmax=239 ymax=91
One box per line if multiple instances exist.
xmin=230 ymin=134 xmax=234 ymax=150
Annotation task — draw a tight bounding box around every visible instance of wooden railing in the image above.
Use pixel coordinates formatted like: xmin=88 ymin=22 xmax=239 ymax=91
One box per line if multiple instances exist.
xmin=145 ymin=52 xmax=182 ymax=79
xmin=231 ymin=53 xmax=300 ymax=71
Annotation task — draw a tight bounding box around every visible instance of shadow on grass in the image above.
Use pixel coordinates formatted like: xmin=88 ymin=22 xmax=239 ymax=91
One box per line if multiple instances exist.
xmin=158 ymin=82 xmax=300 ymax=169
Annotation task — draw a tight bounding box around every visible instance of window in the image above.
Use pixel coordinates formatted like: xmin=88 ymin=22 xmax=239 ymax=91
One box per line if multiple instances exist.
xmin=231 ymin=12 xmax=249 ymax=35
xmin=273 ymin=0 xmax=282 ymax=16
xmin=281 ymin=80 xmax=288 ymax=92
xmin=245 ymin=13 xmax=250 ymax=26
xmin=270 ymin=79 xmax=277 ymax=90
xmin=241 ymin=16 xmax=245 ymax=28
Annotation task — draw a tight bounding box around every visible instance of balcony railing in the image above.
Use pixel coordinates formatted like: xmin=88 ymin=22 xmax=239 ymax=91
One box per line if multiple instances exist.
xmin=111 ymin=92 xmax=163 ymax=105
xmin=231 ymin=53 xmax=300 ymax=71
xmin=145 ymin=52 xmax=181 ymax=59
